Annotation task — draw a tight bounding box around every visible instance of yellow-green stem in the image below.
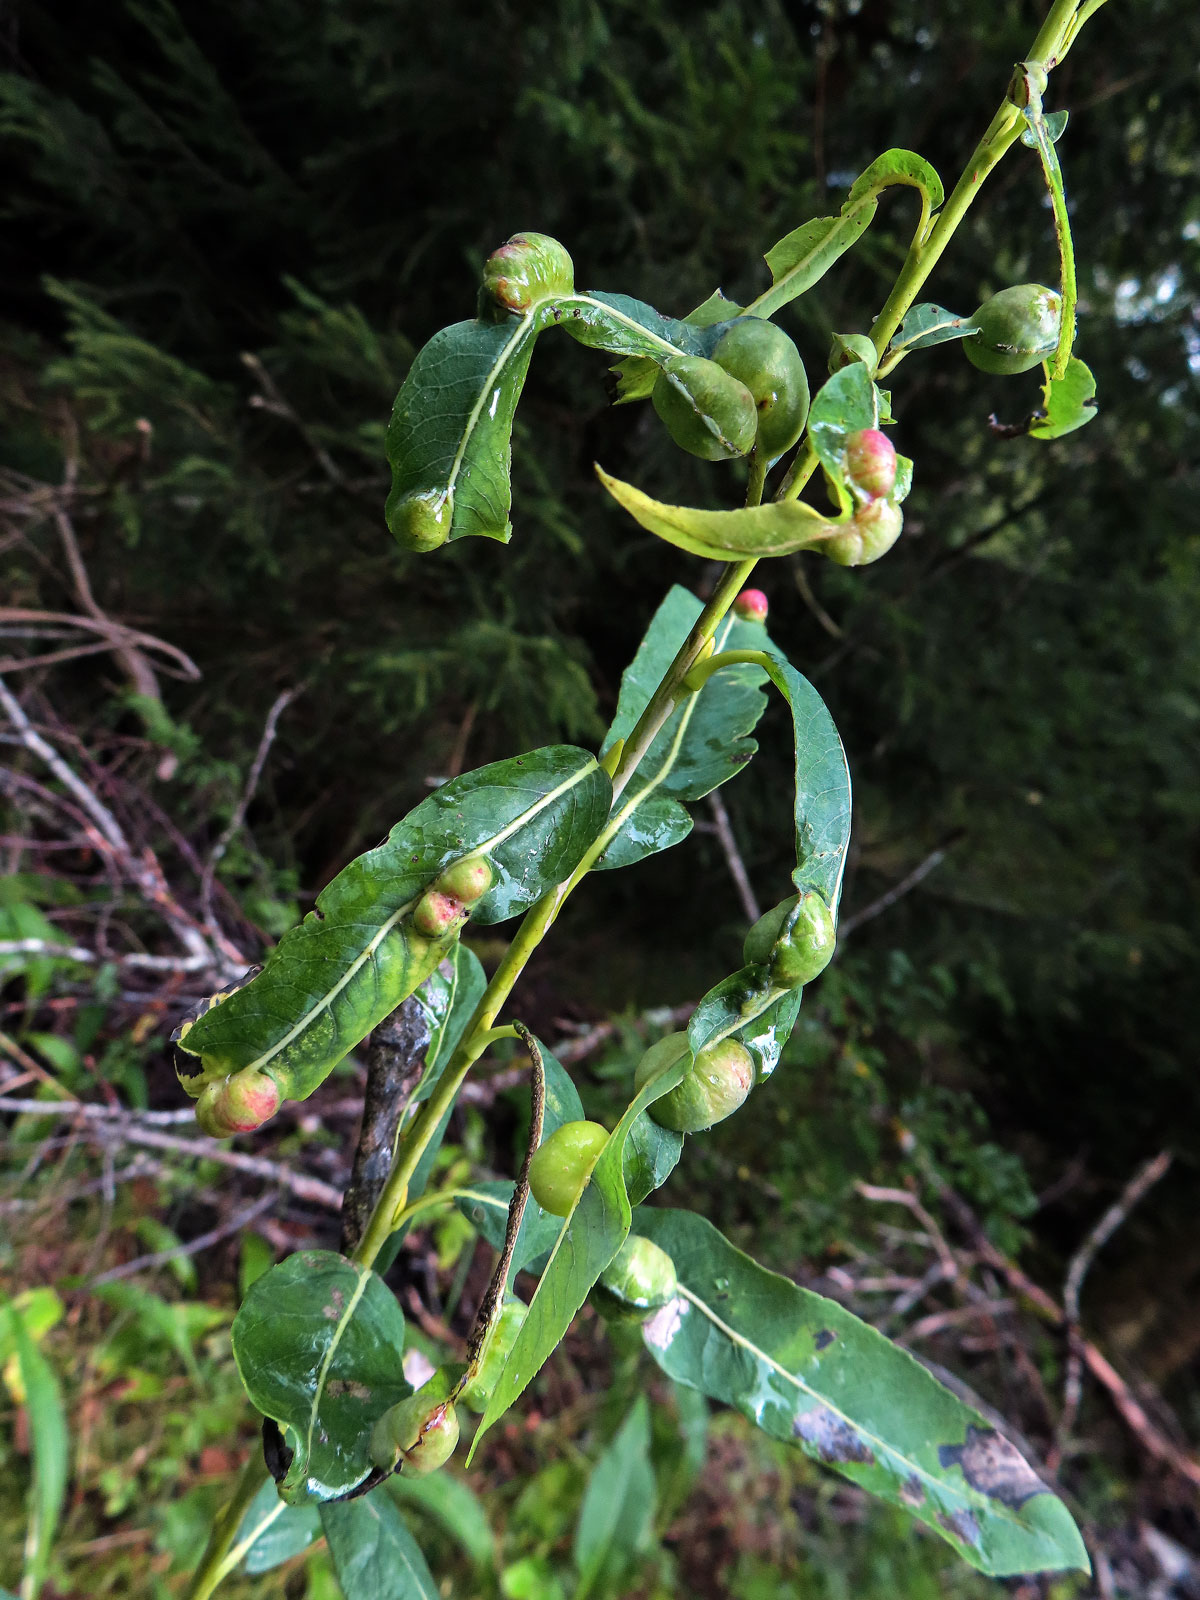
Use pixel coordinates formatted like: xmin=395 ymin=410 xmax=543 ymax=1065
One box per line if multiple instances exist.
xmin=184 ymin=1455 xmax=267 ymax=1600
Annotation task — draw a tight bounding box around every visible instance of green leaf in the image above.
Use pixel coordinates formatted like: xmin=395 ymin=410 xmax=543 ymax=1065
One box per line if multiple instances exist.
xmin=596 ymin=466 xmax=833 ymax=561
xmin=411 ymin=944 xmax=489 ymax=1105
xmin=388 ymin=1473 xmax=495 ymax=1569
xmin=4 ymin=1299 xmax=68 ymax=1600
xmin=829 ymin=332 xmax=878 ymax=373
xmin=759 ymin=653 xmax=853 ymax=911
xmin=235 ymin=1478 xmax=320 ymax=1575
xmin=1021 ymin=109 xmax=1069 ymax=146
xmin=608 ymin=289 xmax=743 ymax=404
xmin=846 ymin=147 xmax=945 ymax=212
xmin=594 ymin=586 xmax=776 ymax=871
xmin=1030 ymin=356 xmax=1097 ymax=439
xmin=621 ymin=1107 xmax=683 ymax=1206
xmin=178 ymin=747 xmax=610 ymax=1102
xmin=385 ymin=318 xmax=535 ymax=544
xmin=687 ymin=967 xmax=804 ymax=1084
xmin=559 ymin=291 xmax=706 ymax=362
xmin=749 ymin=205 xmax=877 ymax=321
xmin=321 ymin=1494 xmax=438 ymax=1599
xmin=231 ymin=1251 xmax=410 ymax=1503
xmin=636 ymin=1210 xmax=1089 ymax=1578
xmin=807 ymin=362 xmax=881 ymax=501
xmin=457 ymin=1045 xmax=587 ymax=1277
xmin=573 ymin=1396 xmax=656 ymax=1599
xmin=468 ymin=1050 xmax=693 ymax=1456
xmin=886 ymin=304 xmax=982 ymax=357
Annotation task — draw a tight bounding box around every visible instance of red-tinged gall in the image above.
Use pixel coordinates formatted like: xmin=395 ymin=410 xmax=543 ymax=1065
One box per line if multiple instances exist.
xmin=434 ymin=855 xmax=493 ymax=905
xmin=481 ymin=232 xmax=575 ymax=313
xmin=369 ymin=1379 xmax=460 ymax=1475
xmin=733 ymin=588 xmax=769 ymax=624
xmin=843 ymin=429 xmax=897 ymax=501
xmin=195 ymin=1068 xmax=280 ymax=1137
xmin=412 ymin=890 xmax=466 ymax=939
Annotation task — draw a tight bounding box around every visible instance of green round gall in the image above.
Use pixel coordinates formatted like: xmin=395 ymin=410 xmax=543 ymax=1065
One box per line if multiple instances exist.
xmin=710 ymin=317 xmax=811 ymax=459
xmin=482 ymin=232 xmax=574 ymax=313
xmin=743 ymin=895 xmax=799 ymax=967
xmin=369 ymin=1379 xmax=460 ymax=1476
xmin=964 ymin=283 xmax=1062 ymax=375
xmin=412 ymin=890 xmax=466 ymax=939
xmin=387 ymin=488 xmax=453 ymax=552
xmin=528 ymin=1120 xmax=610 ymax=1216
xmin=599 ymin=1234 xmax=678 ymax=1313
xmin=633 ymin=1031 xmax=692 ymax=1095
xmin=650 ymin=1039 xmax=754 ymax=1133
xmin=434 ymin=855 xmax=493 ymax=906
xmin=460 ymin=1299 xmax=527 ymax=1412
xmin=651 ymin=355 xmax=758 ymax=462
xmin=770 ymin=891 xmax=837 ymax=988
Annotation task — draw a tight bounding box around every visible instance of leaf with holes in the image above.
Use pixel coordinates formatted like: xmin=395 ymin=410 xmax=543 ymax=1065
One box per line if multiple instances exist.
xmin=636 ymin=1209 xmax=1089 ymax=1578
xmin=231 ymin=1251 xmax=410 ymax=1503
xmin=177 ymin=747 xmax=610 ymax=1108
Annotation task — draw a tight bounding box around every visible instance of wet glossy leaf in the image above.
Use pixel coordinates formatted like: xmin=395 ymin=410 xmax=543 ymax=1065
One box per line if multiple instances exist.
xmin=687 ymin=966 xmax=804 ymax=1084
xmin=179 ymin=747 xmax=610 ymax=1105
xmin=4 ymin=1298 xmax=67 ymax=1600
xmin=560 ymin=290 xmax=706 ymax=362
xmin=887 ymin=304 xmax=982 ymax=356
xmin=847 ymin=147 xmax=945 ymax=212
xmin=636 ymin=1209 xmax=1089 ymax=1578
xmin=457 ymin=1045 xmax=586 ymax=1277
xmin=321 ymin=1494 xmax=438 ymax=1599
xmin=759 ymin=652 xmax=853 ymax=912
xmin=573 ymin=1397 xmax=656 ymax=1598
xmin=468 ymin=1050 xmax=693 ymax=1456
xmin=232 ymin=1251 xmax=410 ymax=1503
xmin=1030 ymin=356 xmax=1097 ymax=439
xmin=621 ymin=1107 xmax=683 ymax=1205
xmin=235 ymin=1479 xmax=320 ymax=1574
xmin=596 ymin=466 xmax=833 ymax=560
xmin=609 ymin=290 xmax=742 ymax=404
xmin=594 ymin=586 xmax=777 ymax=870
xmin=385 ymin=318 xmax=537 ymax=545
xmin=808 ymin=362 xmax=881 ymax=501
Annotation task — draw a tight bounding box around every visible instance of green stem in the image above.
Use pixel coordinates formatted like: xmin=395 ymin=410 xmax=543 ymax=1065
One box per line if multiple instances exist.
xmin=867 ymin=0 xmax=1094 ymax=362
xmin=682 ymin=648 xmax=774 ymax=693
xmin=183 ymin=1455 xmax=267 ymax=1600
xmin=1025 ymin=96 xmax=1077 ymax=379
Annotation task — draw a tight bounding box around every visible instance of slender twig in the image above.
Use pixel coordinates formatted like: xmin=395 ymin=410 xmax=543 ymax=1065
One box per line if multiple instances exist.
xmin=200 ymin=687 xmax=300 ymax=926
xmin=0 ymin=1097 xmax=202 ymax=1125
xmin=0 ymin=609 xmax=199 ymax=677
xmin=0 ymin=937 xmax=215 ymax=973
xmin=837 ymin=839 xmax=959 ymax=938
xmin=1057 ymin=1151 xmax=1172 ymax=1449
xmin=87 ymin=1194 xmax=276 ymax=1287
xmin=705 ymin=790 xmax=760 ymax=923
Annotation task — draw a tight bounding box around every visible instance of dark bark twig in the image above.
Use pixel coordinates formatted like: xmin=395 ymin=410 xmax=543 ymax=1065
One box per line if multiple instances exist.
xmin=339 ymin=996 xmax=432 ymax=1254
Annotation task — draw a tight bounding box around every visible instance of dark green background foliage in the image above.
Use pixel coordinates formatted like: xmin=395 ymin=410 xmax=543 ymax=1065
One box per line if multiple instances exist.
xmin=2 ymin=0 xmax=1199 ymax=1511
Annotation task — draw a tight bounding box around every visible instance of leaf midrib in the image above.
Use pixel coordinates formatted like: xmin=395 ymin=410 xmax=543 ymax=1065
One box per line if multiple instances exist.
xmin=232 ymin=759 xmax=598 ymax=1075
xmin=677 ymin=1282 xmax=1039 ymax=1536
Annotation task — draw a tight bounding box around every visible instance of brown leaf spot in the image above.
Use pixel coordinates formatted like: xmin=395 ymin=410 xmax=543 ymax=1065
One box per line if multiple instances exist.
xmin=899 ymin=1474 xmax=925 ymax=1507
xmin=937 ymin=1509 xmax=981 ymax=1547
xmin=937 ymin=1425 xmax=1048 ymax=1509
xmin=814 ymin=1328 xmax=837 ymax=1351
xmin=325 ymin=1379 xmax=372 ymax=1401
xmin=794 ymin=1406 xmax=875 ymax=1465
